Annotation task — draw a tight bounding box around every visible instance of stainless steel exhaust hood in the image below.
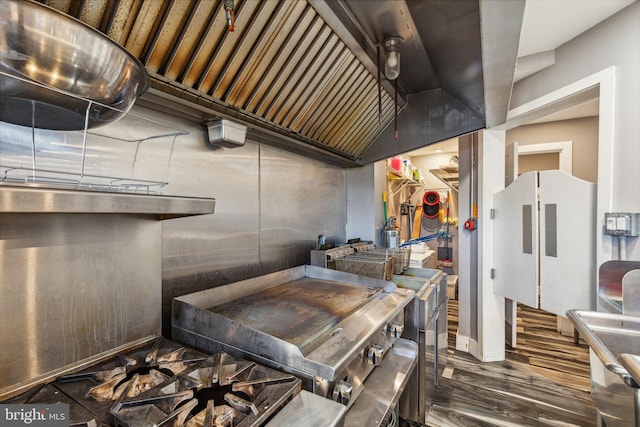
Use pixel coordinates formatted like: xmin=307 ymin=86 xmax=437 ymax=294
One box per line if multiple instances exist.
xmin=26 ymin=0 xmax=523 ymax=166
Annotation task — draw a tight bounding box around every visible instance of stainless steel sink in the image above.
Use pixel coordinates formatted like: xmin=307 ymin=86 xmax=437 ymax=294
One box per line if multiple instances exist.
xmin=567 ymin=310 xmax=640 ymax=427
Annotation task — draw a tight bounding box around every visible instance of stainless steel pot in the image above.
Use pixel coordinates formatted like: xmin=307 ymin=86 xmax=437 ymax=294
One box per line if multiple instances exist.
xmin=383 ymin=229 xmax=400 ymax=249
xmin=0 ymin=0 xmax=149 ymax=130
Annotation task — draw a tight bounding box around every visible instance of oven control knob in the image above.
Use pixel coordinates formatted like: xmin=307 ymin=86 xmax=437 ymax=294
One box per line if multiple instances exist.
xmin=388 ymin=321 xmax=404 ymax=338
xmin=332 ymin=380 xmax=353 ymax=405
xmin=367 ymin=344 xmax=384 ymax=365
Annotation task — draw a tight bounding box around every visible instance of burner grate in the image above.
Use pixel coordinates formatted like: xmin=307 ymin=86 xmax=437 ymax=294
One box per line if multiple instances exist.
xmin=47 ymin=337 xmax=300 ymax=427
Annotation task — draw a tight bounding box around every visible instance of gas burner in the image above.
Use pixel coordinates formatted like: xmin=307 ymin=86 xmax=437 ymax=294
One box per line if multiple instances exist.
xmin=55 ymin=338 xmax=207 ymax=405
xmin=48 ymin=337 xmax=300 ymax=426
xmin=109 ymin=353 xmax=299 ymax=427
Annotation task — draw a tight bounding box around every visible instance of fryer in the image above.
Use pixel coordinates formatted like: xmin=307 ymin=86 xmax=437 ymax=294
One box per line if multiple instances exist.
xmin=172 ymin=265 xmax=417 ymax=425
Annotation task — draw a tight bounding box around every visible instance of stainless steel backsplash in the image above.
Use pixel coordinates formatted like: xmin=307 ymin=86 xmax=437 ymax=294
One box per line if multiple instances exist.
xmin=0 ymin=213 xmax=162 ymax=396
xmin=0 ymin=104 xmax=347 ymax=395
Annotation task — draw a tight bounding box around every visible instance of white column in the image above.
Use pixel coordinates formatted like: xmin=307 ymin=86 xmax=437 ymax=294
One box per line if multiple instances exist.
xmin=456 ymin=135 xmax=473 ymax=352
xmin=477 ymin=129 xmax=506 ymax=361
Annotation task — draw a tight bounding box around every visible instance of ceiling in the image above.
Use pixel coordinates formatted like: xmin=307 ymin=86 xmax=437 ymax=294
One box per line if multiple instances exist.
xmin=514 ymin=0 xmax=633 ymax=120
xmin=32 ymin=0 xmax=633 ymax=166
xmin=517 ymin=0 xmax=634 ymax=58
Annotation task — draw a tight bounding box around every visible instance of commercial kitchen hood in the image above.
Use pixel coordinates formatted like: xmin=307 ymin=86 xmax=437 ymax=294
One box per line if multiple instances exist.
xmin=31 ymin=0 xmax=524 ymax=167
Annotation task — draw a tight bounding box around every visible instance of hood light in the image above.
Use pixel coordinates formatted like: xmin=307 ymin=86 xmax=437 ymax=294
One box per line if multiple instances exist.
xmin=383 ymin=36 xmax=403 ymax=80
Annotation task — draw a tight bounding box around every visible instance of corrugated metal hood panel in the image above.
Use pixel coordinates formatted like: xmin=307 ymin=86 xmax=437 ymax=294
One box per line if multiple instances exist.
xmin=41 ymin=0 xmax=520 ymax=166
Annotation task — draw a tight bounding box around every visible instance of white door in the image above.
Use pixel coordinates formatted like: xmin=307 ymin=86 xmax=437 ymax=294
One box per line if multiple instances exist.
xmin=493 ymin=171 xmax=539 ymax=309
xmin=539 ymin=170 xmax=596 ymax=316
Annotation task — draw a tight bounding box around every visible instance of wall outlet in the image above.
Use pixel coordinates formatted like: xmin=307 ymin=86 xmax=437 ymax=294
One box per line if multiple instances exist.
xmin=604 ymin=212 xmax=640 ymax=236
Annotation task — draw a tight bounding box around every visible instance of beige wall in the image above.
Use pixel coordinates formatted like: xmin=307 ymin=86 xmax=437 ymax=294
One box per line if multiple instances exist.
xmin=506 ymin=116 xmax=599 ymax=183
xmin=519 ymin=152 xmax=559 ymax=175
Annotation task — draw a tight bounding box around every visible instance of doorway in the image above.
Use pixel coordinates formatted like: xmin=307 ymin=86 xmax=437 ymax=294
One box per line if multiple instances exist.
xmin=497 ymin=69 xmax=614 ymax=364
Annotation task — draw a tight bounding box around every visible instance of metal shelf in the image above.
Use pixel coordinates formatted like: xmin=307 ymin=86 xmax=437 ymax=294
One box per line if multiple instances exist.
xmin=0 ymin=71 xmax=187 ymax=195
xmin=429 ymin=165 xmax=459 ymax=193
xmin=0 ymin=72 xmax=215 ymax=217
xmin=0 ymin=184 xmax=215 ymax=218
xmin=387 ymin=171 xmax=425 ymax=198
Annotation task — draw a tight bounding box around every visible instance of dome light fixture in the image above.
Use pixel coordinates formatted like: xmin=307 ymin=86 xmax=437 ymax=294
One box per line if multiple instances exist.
xmin=383 ymin=36 xmax=403 ymax=80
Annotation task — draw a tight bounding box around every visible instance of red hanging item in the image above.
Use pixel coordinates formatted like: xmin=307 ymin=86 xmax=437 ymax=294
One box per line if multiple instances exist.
xmin=423 ymin=191 xmax=440 ymax=219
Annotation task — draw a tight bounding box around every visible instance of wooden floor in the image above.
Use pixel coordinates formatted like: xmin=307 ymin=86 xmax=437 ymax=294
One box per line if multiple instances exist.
xmin=421 ymin=300 xmax=597 ymax=427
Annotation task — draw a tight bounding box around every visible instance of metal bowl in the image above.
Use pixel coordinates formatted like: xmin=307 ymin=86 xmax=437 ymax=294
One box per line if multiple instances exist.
xmin=0 ymin=0 xmax=149 ymax=130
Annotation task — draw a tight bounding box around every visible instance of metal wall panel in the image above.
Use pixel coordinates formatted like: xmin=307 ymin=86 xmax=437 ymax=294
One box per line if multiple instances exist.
xmin=259 ymin=144 xmax=347 ymax=274
xmin=160 ymin=110 xmax=261 ymax=336
xmin=161 ymin=135 xmax=347 ymax=334
xmin=143 ymin=107 xmax=348 ymax=335
xmin=0 ymin=213 xmax=161 ymax=395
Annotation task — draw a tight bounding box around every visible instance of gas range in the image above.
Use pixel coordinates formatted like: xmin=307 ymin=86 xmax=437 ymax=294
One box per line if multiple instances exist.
xmin=172 ymin=266 xmax=419 ymax=426
xmin=4 ymin=336 xmax=301 ymax=427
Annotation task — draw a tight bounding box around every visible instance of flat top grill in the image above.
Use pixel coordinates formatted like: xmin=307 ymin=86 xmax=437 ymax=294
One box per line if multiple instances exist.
xmin=210 ymin=278 xmax=382 ymax=350
xmin=173 ymin=266 xmax=414 ymax=383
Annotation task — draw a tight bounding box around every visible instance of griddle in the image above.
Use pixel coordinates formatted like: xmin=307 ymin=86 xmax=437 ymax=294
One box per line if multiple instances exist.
xmin=208 ymin=278 xmax=383 ymax=351
xmin=172 ymin=266 xmax=414 ymax=406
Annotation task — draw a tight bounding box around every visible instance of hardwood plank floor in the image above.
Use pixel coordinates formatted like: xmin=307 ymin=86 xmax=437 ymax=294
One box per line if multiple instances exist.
xmin=420 ymin=300 xmax=596 ymax=426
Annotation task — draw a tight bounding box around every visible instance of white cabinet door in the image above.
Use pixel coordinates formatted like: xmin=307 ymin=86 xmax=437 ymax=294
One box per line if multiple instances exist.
xmin=539 ymin=170 xmax=596 ymax=316
xmin=493 ymin=171 xmax=539 ymax=309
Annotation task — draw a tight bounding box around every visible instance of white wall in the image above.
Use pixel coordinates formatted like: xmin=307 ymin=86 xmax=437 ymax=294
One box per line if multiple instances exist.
xmin=510 ymin=2 xmax=640 ymax=261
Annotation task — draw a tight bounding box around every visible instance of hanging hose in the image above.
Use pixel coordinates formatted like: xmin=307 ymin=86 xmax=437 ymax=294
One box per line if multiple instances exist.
xmin=399 ymin=231 xmax=445 ymax=247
